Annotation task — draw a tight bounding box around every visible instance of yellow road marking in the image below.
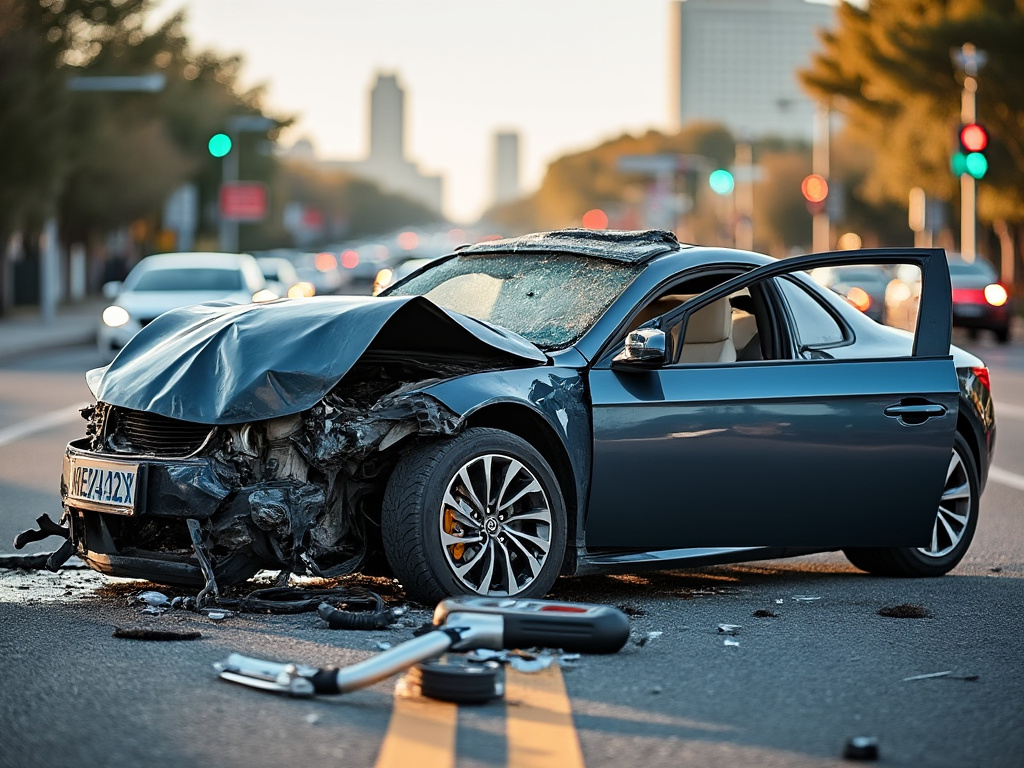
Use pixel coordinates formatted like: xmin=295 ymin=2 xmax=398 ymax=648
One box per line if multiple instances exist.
xmin=506 ymin=663 xmax=586 ymax=768
xmin=374 ymin=675 xmax=458 ymax=768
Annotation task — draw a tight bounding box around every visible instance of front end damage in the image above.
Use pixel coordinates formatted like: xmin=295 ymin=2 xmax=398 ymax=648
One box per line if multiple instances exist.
xmin=55 ymin=363 xmax=464 ymax=594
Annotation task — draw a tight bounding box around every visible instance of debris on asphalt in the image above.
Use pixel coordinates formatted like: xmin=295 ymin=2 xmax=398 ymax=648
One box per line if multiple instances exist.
xmin=113 ymin=627 xmax=202 ymax=641
xmin=304 ymin=713 xmax=320 ymax=725
xmin=842 ymin=736 xmax=879 ymax=761
xmin=775 ymin=599 xmax=784 ymax=604
xmin=723 ymin=638 xmax=740 ymax=647
xmin=752 ymin=609 xmax=779 ymax=618
xmin=137 ymin=590 xmax=171 ymax=607
xmin=651 ymin=685 xmax=662 ymax=694
xmin=205 ymin=611 xmax=230 ymax=621
xmin=634 ymin=630 xmax=663 ymax=647
xmin=902 ymin=670 xmax=979 ymax=682
xmin=616 ymin=604 xmax=647 ymax=617
xmin=878 ymin=603 xmax=932 ymax=618
xmin=376 ymin=641 xmax=392 ymax=651
xmin=990 ymin=566 xmax=1002 ymax=573
xmin=717 ymin=624 xmax=741 ymax=635
xmin=792 ymin=595 xmax=822 ymax=602
xmin=509 ymin=653 xmax=556 ymax=673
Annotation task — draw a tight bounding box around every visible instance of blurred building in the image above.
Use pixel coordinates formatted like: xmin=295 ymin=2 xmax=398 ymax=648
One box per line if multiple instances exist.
xmin=671 ymin=0 xmax=835 ymax=140
xmin=301 ymin=73 xmax=443 ymax=214
xmin=493 ymin=131 xmax=521 ymax=205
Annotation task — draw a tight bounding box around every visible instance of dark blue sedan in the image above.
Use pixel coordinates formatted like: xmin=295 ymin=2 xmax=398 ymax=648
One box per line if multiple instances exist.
xmin=41 ymin=229 xmax=995 ymax=604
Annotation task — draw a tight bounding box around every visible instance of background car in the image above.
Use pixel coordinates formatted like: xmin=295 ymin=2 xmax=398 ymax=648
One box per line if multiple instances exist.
xmin=98 ymin=252 xmax=269 ymax=359
xmin=56 ymin=231 xmax=993 ymax=606
xmin=884 ymin=252 xmax=1013 ymax=343
xmin=257 ymin=256 xmax=315 ymax=299
xmin=810 ymin=264 xmax=892 ymax=322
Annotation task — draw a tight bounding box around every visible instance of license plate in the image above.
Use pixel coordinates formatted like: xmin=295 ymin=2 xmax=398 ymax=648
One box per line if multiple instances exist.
xmin=65 ymin=455 xmax=139 ymax=515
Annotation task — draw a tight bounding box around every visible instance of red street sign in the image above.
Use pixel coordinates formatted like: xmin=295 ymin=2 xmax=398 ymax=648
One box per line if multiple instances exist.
xmin=220 ymin=182 xmax=267 ymax=221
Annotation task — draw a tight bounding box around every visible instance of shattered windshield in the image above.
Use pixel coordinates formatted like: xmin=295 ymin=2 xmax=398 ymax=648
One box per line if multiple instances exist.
xmin=386 ymin=252 xmax=643 ymax=349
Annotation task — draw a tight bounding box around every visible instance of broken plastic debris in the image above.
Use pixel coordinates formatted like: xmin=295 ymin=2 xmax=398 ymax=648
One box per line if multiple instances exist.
xmin=792 ymin=595 xmax=822 ymax=602
xmin=842 ymin=736 xmax=879 ymax=761
xmin=137 ymin=590 xmax=170 ymax=607
xmin=775 ymin=599 xmax=784 ymax=604
xmin=509 ymin=654 xmax=555 ymax=673
xmin=376 ymin=641 xmax=393 ymax=651
xmin=205 ymin=611 xmax=229 ymax=621
xmin=717 ymin=624 xmax=741 ymax=635
xmin=723 ymin=638 xmax=740 ymax=647
xmin=902 ymin=670 xmax=952 ymax=681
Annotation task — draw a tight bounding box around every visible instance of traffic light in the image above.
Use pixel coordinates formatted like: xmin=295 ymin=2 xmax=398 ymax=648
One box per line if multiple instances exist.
xmin=708 ymin=169 xmax=735 ymax=195
xmin=208 ymin=133 xmax=232 ymax=158
xmin=951 ymin=123 xmax=988 ymax=179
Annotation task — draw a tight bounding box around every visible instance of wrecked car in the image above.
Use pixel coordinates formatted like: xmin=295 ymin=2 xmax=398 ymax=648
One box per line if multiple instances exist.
xmin=31 ymin=229 xmax=995 ymax=604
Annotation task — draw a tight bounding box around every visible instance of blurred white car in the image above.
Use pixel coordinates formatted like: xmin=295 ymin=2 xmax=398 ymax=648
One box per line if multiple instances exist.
xmin=256 ymin=257 xmax=315 ymax=299
xmin=98 ymin=252 xmax=269 ymax=359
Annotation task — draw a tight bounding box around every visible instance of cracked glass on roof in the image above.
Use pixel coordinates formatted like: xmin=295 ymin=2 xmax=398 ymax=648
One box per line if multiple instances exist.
xmin=387 ymin=252 xmax=643 ymax=349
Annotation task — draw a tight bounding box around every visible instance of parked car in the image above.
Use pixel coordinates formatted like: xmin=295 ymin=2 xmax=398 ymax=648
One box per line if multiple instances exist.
xmin=98 ymin=252 xmax=270 ymax=360
xmin=372 ymin=256 xmax=440 ymax=296
xmin=885 ymin=253 xmax=1013 ymax=343
xmin=256 ymin=256 xmax=315 ymax=299
xmin=43 ymin=230 xmax=993 ymax=605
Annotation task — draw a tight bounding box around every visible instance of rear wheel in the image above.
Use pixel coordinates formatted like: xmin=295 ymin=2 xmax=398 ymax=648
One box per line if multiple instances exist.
xmin=381 ymin=428 xmax=567 ymax=605
xmin=843 ymin=432 xmax=978 ymax=577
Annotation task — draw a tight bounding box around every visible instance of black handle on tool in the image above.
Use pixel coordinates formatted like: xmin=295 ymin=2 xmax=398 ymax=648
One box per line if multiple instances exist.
xmin=435 ymin=597 xmax=631 ymax=654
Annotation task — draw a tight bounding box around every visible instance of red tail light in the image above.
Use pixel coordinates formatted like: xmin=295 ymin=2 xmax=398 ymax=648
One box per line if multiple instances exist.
xmin=971 ymin=366 xmax=991 ymax=393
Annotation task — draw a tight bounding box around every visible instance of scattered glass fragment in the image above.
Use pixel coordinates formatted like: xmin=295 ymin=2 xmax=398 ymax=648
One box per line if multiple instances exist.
xmin=902 ymin=670 xmax=952 ymax=682
xmin=792 ymin=595 xmax=822 ymax=602
xmin=137 ymin=591 xmax=170 ymax=607
xmin=723 ymin=638 xmax=740 ymax=647
xmin=717 ymin=624 xmax=741 ymax=635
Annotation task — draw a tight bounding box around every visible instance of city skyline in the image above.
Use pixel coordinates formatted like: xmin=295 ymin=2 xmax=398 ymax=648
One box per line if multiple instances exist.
xmin=153 ymin=0 xmax=838 ymax=223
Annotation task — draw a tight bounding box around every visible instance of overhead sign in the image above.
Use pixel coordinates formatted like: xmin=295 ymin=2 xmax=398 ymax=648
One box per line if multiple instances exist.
xmin=220 ymin=182 xmax=267 ymax=222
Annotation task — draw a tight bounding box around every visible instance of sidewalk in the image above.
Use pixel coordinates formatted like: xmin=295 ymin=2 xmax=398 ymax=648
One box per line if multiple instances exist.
xmin=0 ymin=299 xmax=106 ymax=364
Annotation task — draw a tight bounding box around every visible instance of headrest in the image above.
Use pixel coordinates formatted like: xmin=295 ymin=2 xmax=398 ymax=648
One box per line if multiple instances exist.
xmin=683 ymin=299 xmax=732 ymax=344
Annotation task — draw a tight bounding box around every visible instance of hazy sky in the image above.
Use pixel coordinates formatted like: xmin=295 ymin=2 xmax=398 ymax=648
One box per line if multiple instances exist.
xmin=153 ymin=0 xmax=676 ymax=223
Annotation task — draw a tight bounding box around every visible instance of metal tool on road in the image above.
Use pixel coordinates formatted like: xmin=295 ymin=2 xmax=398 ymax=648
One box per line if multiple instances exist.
xmin=214 ymin=597 xmax=630 ymax=698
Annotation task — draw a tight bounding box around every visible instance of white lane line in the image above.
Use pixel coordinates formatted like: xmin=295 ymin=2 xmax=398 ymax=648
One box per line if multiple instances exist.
xmin=995 ymin=402 xmax=1024 ymax=420
xmin=989 ymin=467 xmax=1024 ymax=493
xmin=0 ymin=404 xmax=89 ymax=448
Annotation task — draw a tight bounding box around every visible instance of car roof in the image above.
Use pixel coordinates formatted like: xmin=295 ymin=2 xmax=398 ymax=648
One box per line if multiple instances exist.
xmin=135 ymin=253 xmax=254 ymax=271
xmin=455 ymin=228 xmax=688 ymax=264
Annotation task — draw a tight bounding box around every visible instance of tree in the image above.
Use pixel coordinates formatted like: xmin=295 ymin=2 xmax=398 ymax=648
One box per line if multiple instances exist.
xmin=800 ymin=0 xmax=1024 ymax=278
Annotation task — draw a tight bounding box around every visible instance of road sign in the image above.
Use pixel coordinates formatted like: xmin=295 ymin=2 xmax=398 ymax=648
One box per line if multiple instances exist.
xmin=220 ymin=182 xmax=267 ymax=222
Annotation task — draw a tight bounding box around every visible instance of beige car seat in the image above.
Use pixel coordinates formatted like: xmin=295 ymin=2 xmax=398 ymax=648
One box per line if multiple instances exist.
xmin=678 ymin=298 xmax=737 ymax=363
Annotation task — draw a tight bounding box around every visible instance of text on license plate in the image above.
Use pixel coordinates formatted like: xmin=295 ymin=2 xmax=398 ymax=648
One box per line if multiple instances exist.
xmin=68 ymin=458 xmax=138 ymax=508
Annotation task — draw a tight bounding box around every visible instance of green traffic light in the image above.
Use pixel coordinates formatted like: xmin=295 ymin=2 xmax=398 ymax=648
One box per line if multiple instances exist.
xmin=964 ymin=151 xmax=987 ymax=179
xmin=208 ymin=133 xmax=232 ymax=158
xmin=709 ymin=169 xmax=735 ymax=195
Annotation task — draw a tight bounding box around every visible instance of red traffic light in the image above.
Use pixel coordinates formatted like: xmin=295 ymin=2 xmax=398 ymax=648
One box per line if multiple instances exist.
xmin=959 ymin=123 xmax=988 ymax=152
xmin=801 ymin=174 xmax=829 ymax=204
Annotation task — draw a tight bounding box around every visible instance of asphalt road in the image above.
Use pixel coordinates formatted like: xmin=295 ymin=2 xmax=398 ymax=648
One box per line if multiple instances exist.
xmin=0 ymin=334 xmax=1022 ymax=768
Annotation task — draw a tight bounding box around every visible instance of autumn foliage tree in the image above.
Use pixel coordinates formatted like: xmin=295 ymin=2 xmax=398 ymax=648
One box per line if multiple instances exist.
xmin=799 ymin=0 xmax=1024 ymax=279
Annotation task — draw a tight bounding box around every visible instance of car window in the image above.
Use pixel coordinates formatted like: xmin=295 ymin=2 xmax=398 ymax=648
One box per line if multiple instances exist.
xmin=131 ymin=268 xmax=244 ymax=292
xmin=777 ymin=276 xmax=846 ymax=349
xmin=387 ymin=252 xmax=643 ymax=350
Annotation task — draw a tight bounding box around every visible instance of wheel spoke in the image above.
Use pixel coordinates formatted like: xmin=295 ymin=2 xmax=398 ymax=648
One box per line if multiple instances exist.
xmin=453 ymin=542 xmax=489 ymax=578
xmin=483 ymin=455 xmax=494 ymax=510
xmin=937 ymin=511 xmax=959 ymax=543
xmin=441 ymin=530 xmax=483 ymax=547
xmin=503 ymin=506 xmax=550 ymax=523
xmin=457 ymin=466 xmax=485 ymax=515
xmin=478 ymin=542 xmax=497 ymax=594
xmin=496 ymin=479 xmax=542 ymax=512
xmin=443 ymin=493 xmax=481 ymax=529
xmin=937 ymin=505 xmax=968 ymax=526
xmin=495 ymin=459 xmax=524 ymax=510
xmin=941 ymin=481 xmax=970 ymax=502
xmin=503 ymin=531 xmax=546 ymax=577
xmin=502 ymin=526 xmax=551 ymax=555
xmin=930 ymin=522 xmax=939 ymax=553
xmin=946 ymin=453 xmax=961 ymax=481
xmin=495 ymin=539 xmax=520 ymax=593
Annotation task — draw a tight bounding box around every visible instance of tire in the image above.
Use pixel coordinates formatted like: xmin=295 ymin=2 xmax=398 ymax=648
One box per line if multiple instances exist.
xmin=843 ymin=432 xmax=979 ymax=577
xmin=381 ymin=427 xmax=567 ymax=605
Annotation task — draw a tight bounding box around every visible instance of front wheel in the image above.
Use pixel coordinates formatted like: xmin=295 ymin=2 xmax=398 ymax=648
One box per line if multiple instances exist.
xmin=843 ymin=432 xmax=979 ymax=577
xmin=381 ymin=428 xmax=567 ymax=605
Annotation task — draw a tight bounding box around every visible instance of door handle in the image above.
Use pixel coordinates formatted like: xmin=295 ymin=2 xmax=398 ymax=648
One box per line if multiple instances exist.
xmin=884 ymin=401 xmax=947 ymax=424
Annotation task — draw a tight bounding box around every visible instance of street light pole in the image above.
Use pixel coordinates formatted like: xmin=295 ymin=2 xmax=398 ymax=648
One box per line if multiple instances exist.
xmin=812 ymin=102 xmax=831 ymax=253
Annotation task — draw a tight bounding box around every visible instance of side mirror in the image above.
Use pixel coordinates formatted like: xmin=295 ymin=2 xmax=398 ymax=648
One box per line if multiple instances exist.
xmin=102 ymin=281 xmax=122 ymax=300
xmin=612 ymin=328 xmax=667 ymax=368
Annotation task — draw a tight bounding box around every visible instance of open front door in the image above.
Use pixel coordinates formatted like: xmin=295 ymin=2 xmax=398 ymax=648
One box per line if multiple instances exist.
xmin=585 ymin=248 xmax=958 ymax=550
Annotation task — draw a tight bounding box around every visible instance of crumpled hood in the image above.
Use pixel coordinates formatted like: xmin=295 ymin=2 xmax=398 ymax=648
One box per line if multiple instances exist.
xmin=86 ymin=295 xmax=547 ymax=424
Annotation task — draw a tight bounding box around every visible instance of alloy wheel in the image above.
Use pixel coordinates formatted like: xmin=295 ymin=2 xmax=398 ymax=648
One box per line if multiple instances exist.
xmin=438 ymin=453 xmax=553 ymax=595
xmin=918 ymin=449 xmax=972 ymax=558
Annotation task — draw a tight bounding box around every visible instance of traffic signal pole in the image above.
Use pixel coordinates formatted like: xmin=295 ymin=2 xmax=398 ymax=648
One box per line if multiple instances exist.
xmin=960 ymin=75 xmax=977 ymax=263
